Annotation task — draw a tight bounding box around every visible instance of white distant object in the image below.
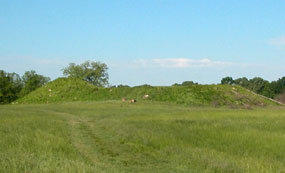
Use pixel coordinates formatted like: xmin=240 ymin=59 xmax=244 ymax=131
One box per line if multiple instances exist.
xmin=143 ymin=94 xmax=149 ymax=99
xmin=129 ymin=99 xmax=137 ymax=103
xmin=48 ymin=89 xmax=52 ymax=92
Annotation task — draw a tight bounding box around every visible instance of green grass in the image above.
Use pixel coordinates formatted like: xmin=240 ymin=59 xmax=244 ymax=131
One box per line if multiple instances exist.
xmin=17 ymin=77 xmax=277 ymax=107
xmin=1 ymin=101 xmax=285 ymax=172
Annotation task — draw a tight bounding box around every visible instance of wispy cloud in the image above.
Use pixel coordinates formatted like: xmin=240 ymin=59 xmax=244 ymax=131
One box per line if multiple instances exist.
xmin=112 ymin=58 xmax=235 ymax=69
xmin=269 ymin=36 xmax=285 ymax=49
xmin=151 ymin=58 xmax=233 ymax=68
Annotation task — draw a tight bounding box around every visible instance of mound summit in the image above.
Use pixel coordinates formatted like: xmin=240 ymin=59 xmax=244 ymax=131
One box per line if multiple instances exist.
xmin=17 ymin=77 xmax=278 ymax=107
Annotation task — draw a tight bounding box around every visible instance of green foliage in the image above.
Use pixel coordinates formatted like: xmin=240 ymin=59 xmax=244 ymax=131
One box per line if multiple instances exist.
xmin=221 ymin=76 xmax=234 ymax=85
xmin=223 ymin=76 xmax=285 ymax=99
xmin=116 ymin=84 xmax=130 ymax=88
xmin=0 ymin=70 xmax=23 ymax=104
xmin=260 ymin=82 xmax=275 ymax=98
xmin=173 ymin=81 xmax=198 ymax=86
xmin=248 ymin=77 xmax=268 ymax=93
xmin=273 ymin=78 xmax=285 ymax=103
xmin=63 ymin=61 xmax=109 ymax=87
xmin=1 ymin=102 xmax=285 ymax=172
xmin=276 ymin=77 xmax=285 ymax=94
xmin=20 ymin=70 xmax=50 ymax=97
xmin=182 ymin=81 xmax=198 ymax=86
xmin=234 ymin=77 xmax=250 ymax=88
xmin=17 ymin=77 xmax=277 ymax=107
xmin=0 ymin=70 xmax=50 ymax=104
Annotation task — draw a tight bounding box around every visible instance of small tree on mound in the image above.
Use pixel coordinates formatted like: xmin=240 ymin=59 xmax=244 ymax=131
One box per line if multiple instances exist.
xmin=63 ymin=61 xmax=109 ymax=87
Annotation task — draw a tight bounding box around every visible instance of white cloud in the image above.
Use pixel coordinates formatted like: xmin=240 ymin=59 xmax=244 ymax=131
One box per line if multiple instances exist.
xmin=269 ymin=36 xmax=285 ymax=49
xmin=151 ymin=58 xmax=234 ymax=68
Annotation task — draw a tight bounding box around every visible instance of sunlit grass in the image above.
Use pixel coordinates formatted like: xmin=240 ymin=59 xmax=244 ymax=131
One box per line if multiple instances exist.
xmin=1 ymin=101 xmax=285 ymax=172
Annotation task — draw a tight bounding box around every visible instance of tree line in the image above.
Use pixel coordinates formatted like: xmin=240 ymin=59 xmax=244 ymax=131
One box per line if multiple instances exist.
xmin=221 ymin=76 xmax=285 ymax=98
xmin=0 ymin=70 xmax=50 ymax=104
xmin=1 ymin=60 xmax=284 ymax=104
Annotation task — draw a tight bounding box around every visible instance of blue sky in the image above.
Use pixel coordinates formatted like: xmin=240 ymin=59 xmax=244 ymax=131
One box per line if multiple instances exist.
xmin=0 ymin=0 xmax=285 ymax=86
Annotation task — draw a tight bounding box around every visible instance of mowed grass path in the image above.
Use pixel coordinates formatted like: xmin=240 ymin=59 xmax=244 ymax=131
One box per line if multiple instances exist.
xmin=1 ymin=102 xmax=285 ymax=172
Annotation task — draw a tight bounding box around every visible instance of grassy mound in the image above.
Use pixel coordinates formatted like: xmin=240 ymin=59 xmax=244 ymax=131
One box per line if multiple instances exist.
xmin=17 ymin=78 xmax=99 ymax=104
xmin=17 ymin=77 xmax=278 ymax=107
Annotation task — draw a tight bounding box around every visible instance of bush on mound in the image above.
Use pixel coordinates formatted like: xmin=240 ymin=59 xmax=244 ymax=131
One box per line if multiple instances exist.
xmin=17 ymin=77 xmax=278 ymax=107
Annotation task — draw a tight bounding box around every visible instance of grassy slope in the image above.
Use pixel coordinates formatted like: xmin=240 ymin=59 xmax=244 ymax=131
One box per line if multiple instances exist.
xmin=17 ymin=78 xmax=277 ymax=107
xmin=1 ymin=101 xmax=285 ymax=172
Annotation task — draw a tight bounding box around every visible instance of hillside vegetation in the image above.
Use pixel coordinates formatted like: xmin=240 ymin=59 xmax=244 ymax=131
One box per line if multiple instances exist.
xmin=275 ymin=92 xmax=285 ymax=104
xmin=17 ymin=77 xmax=278 ymax=107
xmin=1 ymin=102 xmax=285 ymax=172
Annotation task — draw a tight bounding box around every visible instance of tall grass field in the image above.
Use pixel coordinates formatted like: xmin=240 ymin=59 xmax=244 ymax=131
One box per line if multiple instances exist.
xmin=1 ymin=101 xmax=285 ymax=172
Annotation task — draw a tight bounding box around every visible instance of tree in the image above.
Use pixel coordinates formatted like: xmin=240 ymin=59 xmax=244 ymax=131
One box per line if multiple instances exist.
xmin=221 ymin=76 xmax=285 ymax=99
xmin=20 ymin=70 xmax=50 ymax=96
xmin=248 ymin=77 xmax=268 ymax=94
xmin=234 ymin=77 xmax=249 ymax=88
xmin=63 ymin=61 xmax=109 ymax=87
xmin=0 ymin=70 xmax=23 ymax=104
xmin=172 ymin=81 xmax=199 ymax=86
xmin=8 ymin=72 xmax=23 ymax=96
xmin=276 ymin=77 xmax=285 ymax=94
xmin=117 ymin=84 xmax=130 ymax=88
xmin=181 ymin=81 xmax=198 ymax=86
xmin=261 ymin=82 xmax=275 ymax=98
xmin=221 ymin=77 xmax=234 ymax=85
